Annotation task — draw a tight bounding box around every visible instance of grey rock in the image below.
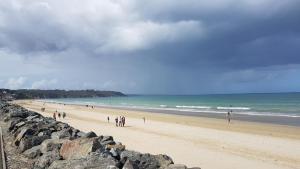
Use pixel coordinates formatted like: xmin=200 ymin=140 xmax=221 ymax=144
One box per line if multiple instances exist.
xmin=15 ymin=121 xmax=26 ymax=128
xmin=19 ymin=135 xmax=50 ymax=152
xmin=23 ymin=145 xmax=42 ymax=159
xmin=49 ymin=153 xmax=117 ymax=169
xmin=155 ymin=154 xmax=174 ymax=167
xmin=14 ymin=128 xmax=34 ymax=146
xmin=167 ymin=164 xmax=188 ymax=169
xmin=34 ymin=149 xmax=61 ymax=169
xmin=60 ymin=137 xmax=102 ymax=160
xmin=51 ymin=129 xmax=72 ymax=139
xmin=83 ymin=131 xmax=97 ymax=138
xmin=120 ymin=151 xmax=173 ymax=169
xmin=122 ymin=160 xmax=139 ymax=169
xmin=41 ymin=139 xmax=67 ymax=153
xmin=26 ymin=115 xmax=40 ymax=121
xmin=76 ymin=131 xmax=86 ymax=138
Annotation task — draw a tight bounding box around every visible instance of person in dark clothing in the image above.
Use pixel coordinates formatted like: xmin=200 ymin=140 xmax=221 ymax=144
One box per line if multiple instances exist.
xmin=53 ymin=112 xmax=56 ymax=121
xmin=62 ymin=112 xmax=66 ymax=119
xmin=115 ymin=117 xmax=118 ymax=127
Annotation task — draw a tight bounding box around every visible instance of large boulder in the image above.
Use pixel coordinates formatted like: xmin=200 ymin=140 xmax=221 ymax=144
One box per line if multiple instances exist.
xmin=41 ymin=139 xmax=67 ymax=153
xmin=60 ymin=137 xmax=102 ymax=160
xmin=51 ymin=129 xmax=72 ymax=139
xmin=83 ymin=131 xmax=97 ymax=138
xmin=34 ymin=149 xmax=61 ymax=169
xmin=166 ymin=164 xmax=188 ymax=169
xmin=14 ymin=128 xmax=34 ymax=146
xmin=99 ymin=135 xmax=116 ymax=146
xmin=155 ymin=154 xmax=174 ymax=168
xmin=23 ymin=145 xmax=42 ymax=159
xmin=49 ymin=153 xmax=118 ymax=169
xmin=123 ymin=160 xmax=139 ymax=169
xmin=120 ymin=151 xmax=173 ymax=169
xmin=19 ymin=135 xmax=50 ymax=152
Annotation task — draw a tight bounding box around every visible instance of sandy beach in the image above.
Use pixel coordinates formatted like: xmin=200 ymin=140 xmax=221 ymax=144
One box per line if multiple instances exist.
xmin=14 ymin=100 xmax=300 ymax=169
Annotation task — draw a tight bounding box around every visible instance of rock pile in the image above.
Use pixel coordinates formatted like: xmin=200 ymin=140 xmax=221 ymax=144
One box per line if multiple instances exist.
xmin=0 ymin=101 xmax=200 ymax=169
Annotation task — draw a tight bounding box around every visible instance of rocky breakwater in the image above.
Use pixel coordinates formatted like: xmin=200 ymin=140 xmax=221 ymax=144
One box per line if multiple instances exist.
xmin=0 ymin=101 xmax=200 ymax=169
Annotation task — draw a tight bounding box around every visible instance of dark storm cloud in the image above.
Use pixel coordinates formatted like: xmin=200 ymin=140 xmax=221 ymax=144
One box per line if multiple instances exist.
xmin=0 ymin=0 xmax=300 ymax=93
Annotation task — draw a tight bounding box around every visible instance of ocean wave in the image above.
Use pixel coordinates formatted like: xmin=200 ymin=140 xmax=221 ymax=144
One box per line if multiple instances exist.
xmin=217 ymin=106 xmax=250 ymax=110
xmin=176 ymin=105 xmax=211 ymax=109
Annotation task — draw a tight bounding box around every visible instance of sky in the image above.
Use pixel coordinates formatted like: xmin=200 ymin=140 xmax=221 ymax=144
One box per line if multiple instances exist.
xmin=0 ymin=0 xmax=300 ymax=94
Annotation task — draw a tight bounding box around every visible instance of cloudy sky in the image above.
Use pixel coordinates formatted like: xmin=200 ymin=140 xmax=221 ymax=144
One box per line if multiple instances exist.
xmin=0 ymin=0 xmax=300 ymax=94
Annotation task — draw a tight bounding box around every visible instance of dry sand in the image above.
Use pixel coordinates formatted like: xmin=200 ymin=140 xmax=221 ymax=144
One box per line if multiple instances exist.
xmin=14 ymin=100 xmax=300 ymax=169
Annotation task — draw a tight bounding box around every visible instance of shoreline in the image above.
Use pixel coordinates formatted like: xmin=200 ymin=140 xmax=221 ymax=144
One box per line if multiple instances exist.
xmin=40 ymin=99 xmax=300 ymax=127
xmin=13 ymin=99 xmax=300 ymax=169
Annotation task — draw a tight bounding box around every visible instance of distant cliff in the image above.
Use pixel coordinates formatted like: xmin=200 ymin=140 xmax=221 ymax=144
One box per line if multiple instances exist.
xmin=0 ymin=89 xmax=126 ymax=100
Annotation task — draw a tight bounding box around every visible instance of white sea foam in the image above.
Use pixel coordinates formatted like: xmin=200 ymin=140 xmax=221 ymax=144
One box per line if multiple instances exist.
xmin=217 ymin=106 xmax=250 ymax=110
xmin=176 ymin=105 xmax=211 ymax=109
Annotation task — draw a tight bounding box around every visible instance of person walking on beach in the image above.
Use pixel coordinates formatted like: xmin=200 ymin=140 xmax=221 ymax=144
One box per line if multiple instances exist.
xmin=227 ymin=111 xmax=231 ymax=123
xmin=119 ymin=116 xmax=122 ymax=127
xmin=143 ymin=117 xmax=146 ymax=123
xmin=115 ymin=117 xmax=119 ymax=127
xmin=58 ymin=112 xmax=61 ymax=119
xmin=62 ymin=112 xmax=66 ymax=119
xmin=107 ymin=116 xmax=110 ymax=123
xmin=122 ymin=116 xmax=126 ymax=127
xmin=53 ymin=112 xmax=56 ymax=121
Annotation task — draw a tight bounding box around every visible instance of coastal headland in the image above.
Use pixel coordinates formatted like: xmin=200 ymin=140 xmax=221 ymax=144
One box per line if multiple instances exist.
xmin=12 ymin=99 xmax=300 ymax=169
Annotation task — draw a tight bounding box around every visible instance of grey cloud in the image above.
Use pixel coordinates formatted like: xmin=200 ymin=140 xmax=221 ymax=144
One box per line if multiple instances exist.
xmin=0 ymin=0 xmax=300 ymax=94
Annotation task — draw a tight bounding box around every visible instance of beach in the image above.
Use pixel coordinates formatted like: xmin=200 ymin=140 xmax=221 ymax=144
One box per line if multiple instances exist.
xmin=14 ymin=100 xmax=300 ymax=169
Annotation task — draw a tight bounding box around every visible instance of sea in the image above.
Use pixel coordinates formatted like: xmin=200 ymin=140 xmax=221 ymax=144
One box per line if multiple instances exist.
xmin=46 ymin=93 xmax=300 ymax=118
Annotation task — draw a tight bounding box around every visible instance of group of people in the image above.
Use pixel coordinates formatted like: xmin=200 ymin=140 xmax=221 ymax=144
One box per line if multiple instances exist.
xmin=108 ymin=116 xmax=126 ymax=127
xmin=53 ymin=110 xmax=66 ymax=121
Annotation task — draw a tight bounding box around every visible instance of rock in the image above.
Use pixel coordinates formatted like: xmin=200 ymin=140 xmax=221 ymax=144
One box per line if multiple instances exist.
xmin=102 ymin=136 xmax=113 ymax=142
xmin=76 ymin=131 xmax=86 ymax=138
xmin=51 ymin=129 xmax=72 ymax=139
xmin=167 ymin=164 xmax=188 ymax=169
xmin=106 ymin=143 xmax=126 ymax=151
xmin=60 ymin=137 xmax=102 ymax=160
xmin=34 ymin=149 xmax=61 ymax=169
xmin=83 ymin=131 xmax=97 ymax=138
xmin=23 ymin=145 xmax=42 ymax=159
xmin=15 ymin=121 xmax=26 ymax=128
xmin=19 ymin=135 xmax=50 ymax=152
xmin=41 ymin=139 xmax=67 ymax=153
xmin=8 ymin=118 xmax=23 ymax=131
xmin=155 ymin=154 xmax=174 ymax=167
xmin=10 ymin=110 xmax=29 ymax=118
xmin=14 ymin=128 xmax=34 ymax=146
xmin=120 ymin=151 xmax=172 ymax=169
xmin=26 ymin=115 xmax=40 ymax=121
xmin=49 ymin=153 xmax=117 ymax=169
xmin=110 ymin=148 xmax=118 ymax=158
xmin=122 ymin=160 xmax=139 ymax=169
xmin=99 ymin=136 xmax=116 ymax=146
